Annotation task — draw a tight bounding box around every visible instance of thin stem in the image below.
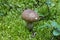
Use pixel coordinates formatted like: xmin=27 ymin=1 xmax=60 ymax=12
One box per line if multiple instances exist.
xmin=27 ymin=22 xmax=33 ymax=32
xmin=27 ymin=22 xmax=36 ymax=37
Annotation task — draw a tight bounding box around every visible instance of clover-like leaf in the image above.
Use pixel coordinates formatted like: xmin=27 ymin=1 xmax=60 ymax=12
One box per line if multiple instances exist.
xmin=53 ymin=30 xmax=60 ymax=36
xmin=50 ymin=21 xmax=60 ymax=29
xmin=46 ymin=0 xmax=51 ymax=6
xmin=46 ymin=0 xmax=55 ymax=7
xmin=50 ymin=20 xmax=60 ymax=36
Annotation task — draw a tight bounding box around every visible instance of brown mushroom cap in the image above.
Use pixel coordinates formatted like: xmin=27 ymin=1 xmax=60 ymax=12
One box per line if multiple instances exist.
xmin=22 ymin=9 xmax=39 ymax=22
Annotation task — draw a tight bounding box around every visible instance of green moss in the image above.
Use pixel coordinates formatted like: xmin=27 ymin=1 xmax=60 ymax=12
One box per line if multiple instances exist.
xmin=0 ymin=0 xmax=60 ymax=40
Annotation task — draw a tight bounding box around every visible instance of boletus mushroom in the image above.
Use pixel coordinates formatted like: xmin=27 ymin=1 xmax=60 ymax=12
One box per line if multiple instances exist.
xmin=22 ymin=9 xmax=39 ymax=37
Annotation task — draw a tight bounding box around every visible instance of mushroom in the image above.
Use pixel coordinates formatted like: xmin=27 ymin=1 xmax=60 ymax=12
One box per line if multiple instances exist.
xmin=22 ymin=9 xmax=39 ymax=23
xmin=21 ymin=9 xmax=39 ymax=37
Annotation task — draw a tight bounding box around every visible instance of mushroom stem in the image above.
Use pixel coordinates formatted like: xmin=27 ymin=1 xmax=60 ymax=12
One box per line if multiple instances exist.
xmin=27 ymin=22 xmax=33 ymax=32
xmin=27 ymin=22 xmax=36 ymax=37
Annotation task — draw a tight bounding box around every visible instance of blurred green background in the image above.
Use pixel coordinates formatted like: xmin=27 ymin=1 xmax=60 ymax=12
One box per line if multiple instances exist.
xmin=0 ymin=0 xmax=60 ymax=40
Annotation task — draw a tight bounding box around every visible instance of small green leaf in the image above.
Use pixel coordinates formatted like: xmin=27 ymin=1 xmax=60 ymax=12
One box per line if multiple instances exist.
xmin=53 ymin=30 xmax=60 ymax=36
xmin=46 ymin=0 xmax=51 ymax=5
xmin=51 ymin=21 xmax=57 ymax=27
xmin=46 ymin=0 xmax=55 ymax=7
xmin=50 ymin=21 xmax=60 ymax=29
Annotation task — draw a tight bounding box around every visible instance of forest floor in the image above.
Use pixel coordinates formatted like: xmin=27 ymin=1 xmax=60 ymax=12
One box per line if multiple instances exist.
xmin=0 ymin=0 xmax=60 ymax=40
